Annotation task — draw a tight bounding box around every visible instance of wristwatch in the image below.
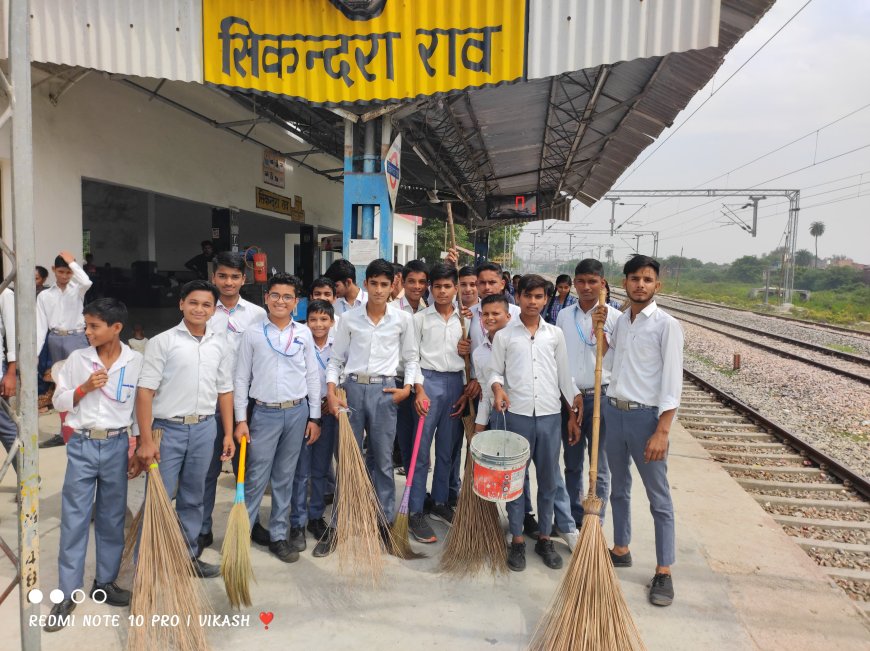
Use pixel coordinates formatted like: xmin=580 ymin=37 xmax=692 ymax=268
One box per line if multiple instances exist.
xmin=308 ymin=417 xmax=322 ymax=426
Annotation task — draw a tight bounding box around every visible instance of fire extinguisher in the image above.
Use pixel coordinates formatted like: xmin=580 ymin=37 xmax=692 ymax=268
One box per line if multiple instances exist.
xmin=253 ymin=252 xmax=268 ymax=283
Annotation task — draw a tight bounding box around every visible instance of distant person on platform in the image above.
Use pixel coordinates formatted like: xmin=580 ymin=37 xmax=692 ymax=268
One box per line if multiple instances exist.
xmin=185 ymin=240 xmax=215 ymax=280
xmin=324 ymin=259 xmax=367 ymax=315
xmin=36 ymin=266 xmax=49 ymax=295
xmin=544 ymin=274 xmax=577 ymax=325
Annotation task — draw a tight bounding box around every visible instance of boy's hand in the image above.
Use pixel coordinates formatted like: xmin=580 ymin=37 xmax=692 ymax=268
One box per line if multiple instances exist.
xmin=492 ymin=385 xmax=510 ymax=413
xmin=82 ymin=369 xmax=108 ymax=393
xmin=59 ymin=250 xmax=76 ymax=264
xmin=644 ymin=430 xmax=669 ymax=463
xmin=567 ymin=416 xmax=581 ymax=445
xmin=463 ymin=379 xmax=480 ymax=400
xmin=384 ymin=384 xmax=410 ymax=405
xmin=450 ymin=394 xmax=467 ymax=418
xmin=234 ymin=421 xmax=251 ymax=444
xmin=305 ymin=421 xmax=321 ymax=445
xmin=136 ymin=439 xmax=159 ymax=466
xmin=220 ymin=435 xmax=235 ymax=461
xmin=326 ymin=391 xmax=347 ymax=417
xmin=571 ymin=395 xmax=584 ymax=424
xmin=1 ymin=366 xmax=16 ymax=398
xmin=414 ymin=389 xmax=430 ymax=416
xmin=591 ymin=304 xmax=608 ymax=332
xmin=457 ymin=338 xmax=471 ymax=357
xmin=127 ymin=455 xmax=143 ymax=479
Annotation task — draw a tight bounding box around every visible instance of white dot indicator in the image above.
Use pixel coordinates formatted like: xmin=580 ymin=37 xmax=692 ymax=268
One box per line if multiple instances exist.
xmin=92 ymin=589 xmax=107 ymax=604
xmin=27 ymin=589 xmax=43 ymax=604
xmin=71 ymin=589 xmax=86 ymax=604
xmin=49 ymin=589 xmax=64 ymax=604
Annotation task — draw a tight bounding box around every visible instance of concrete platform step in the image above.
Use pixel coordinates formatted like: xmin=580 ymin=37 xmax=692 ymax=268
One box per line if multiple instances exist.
xmin=754 ymin=495 xmax=870 ymax=510
xmin=790 ymin=536 xmax=870 ymax=555
xmin=772 ymin=515 xmax=870 ymax=531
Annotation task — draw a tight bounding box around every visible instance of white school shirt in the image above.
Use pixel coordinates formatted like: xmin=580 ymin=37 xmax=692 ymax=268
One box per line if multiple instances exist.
xmin=325 ymin=304 xmax=419 ymax=387
xmin=0 ymin=288 xmax=16 ymax=364
xmin=488 ymin=316 xmax=579 ymax=418
xmin=467 ymin=301 xmax=521 ymax=374
xmin=128 ymin=337 xmax=149 ymax=355
xmin=209 ymin=296 xmax=267 ymax=364
xmin=54 ymin=343 xmax=143 ymax=430
xmin=605 ymin=302 xmax=684 ymax=417
xmin=233 ymin=319 xmax=321 ymax=421
xmin=313 ymin=335 xmax=334 ymax=400
xmin=335 ymin=288 xmax=368 ymax=315
xmin=472 ymin=339 xmax=494 ymax=426
xmin=556 ymin=302 xmax=622 ymax=390
xmin=391 ymin=295 xmax=426 ymax=377
xmin=413 ymin=305 xmax=465 ymax=383
xmin=138 ymin=321 xmax=234 ymax=419
xmin=35 ymin=261 xmax=93 ymax=353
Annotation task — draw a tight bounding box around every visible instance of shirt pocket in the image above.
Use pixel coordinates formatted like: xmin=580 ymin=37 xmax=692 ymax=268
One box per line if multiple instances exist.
xmin=632 ymin=331 xmax=661 ymax=364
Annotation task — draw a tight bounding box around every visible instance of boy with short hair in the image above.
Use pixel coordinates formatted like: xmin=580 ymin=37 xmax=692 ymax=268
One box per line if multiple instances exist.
xmin=490 ymin=275 xmax=583 ymax=572
xmin=288 ymin=299 xmax=337 ymax=546
xmin=135 ymin=280 xmax=235 ymax=578
xmin=37 ymin=251 xmax=94 ymax=448
xmin=233 ymin=274 xmax=321 ymax=562
xmin=325 ymin=259 xmax=367 ymax=315
xmin=390 ymin=262 xmax=405 ymax=301
xmin=458 ymin=266 xmax=479 ymax=309
xmin=318 ymin=259 xmax=419 ymax=556
xmin=472 ymin=294 xmax=512 ymax=433
xmin=128 ymin=324 xmax=149 ymax=355
xmin=46 ymin=298 xmax=142 ymax=631
xmin=393 ymin=260 xmax=428 ymax=315
xmin=199 ymin=251 xmax=267 ymax=551
xmin=605 ymin=255 xmax=683 ymax=607
xmin=408 ymin=263 xmax=466 ymax=542
xmin=556 ymin=259 xmax=621 ymax=527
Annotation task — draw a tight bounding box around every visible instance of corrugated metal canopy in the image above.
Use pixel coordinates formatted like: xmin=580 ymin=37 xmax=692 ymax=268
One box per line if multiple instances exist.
xmin=220 ymin=0 xmax=776 ymax=227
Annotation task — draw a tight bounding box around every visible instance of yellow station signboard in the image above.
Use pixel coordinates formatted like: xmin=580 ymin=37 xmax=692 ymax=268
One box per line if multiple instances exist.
xmin=202 ymin=0 xmax=527 ymax=105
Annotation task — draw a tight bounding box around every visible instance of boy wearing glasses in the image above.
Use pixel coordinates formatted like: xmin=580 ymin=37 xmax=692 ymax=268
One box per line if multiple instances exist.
xmin=46 ymin=298 xmax=142 ymax=631
xmin=233 ymin=274 xmax=321 ymax=563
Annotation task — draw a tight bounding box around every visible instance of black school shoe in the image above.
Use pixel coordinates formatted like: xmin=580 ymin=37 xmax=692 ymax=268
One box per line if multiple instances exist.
xmin=648 ymin=573 xmax=674 ymax=607
xmin=313 ymin=527 xmax=336 ymax=558
xmin=251 ymin=522 xmax=271 ymax=546
xmin=307 ymin=517 xmax=328 ymax=541
xmin=429 ymin=503 xmax=454 ymax=526
xmin=409 ymin=513 xmax=437 ymax=543
xmin=39 ymin=433 xmax=66 ymax=449
xmin=507 ymin=541 xmax=526 ymax=572
xmin=90 ymin=580 xmax=131 ymax=607
xmin=534 ymin=538 xmax=563 ymax=570
xmin=289 ymin=526 xmax=306 ymax=552
xmin=192 ymin=558 xmax=221 ymax=578
xmin=523 ymin=513 xmax=541 ymax=540
xmin=44 ymin=599 xmax=76 ymax=632
xmin=269 ymin=540 xmax=300 ymax=563
xmin=610 ymin=549 xmax=633 ymax=567
xmin=197 ymin=530 xmax=214 ymax=551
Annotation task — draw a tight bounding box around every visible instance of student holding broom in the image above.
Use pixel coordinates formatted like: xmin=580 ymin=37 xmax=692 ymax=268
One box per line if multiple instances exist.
xmin=556 ymin=259 xmax=621 ymax=527
xmin=288 ymin=299 xmax=336 ymax=546
xmin=200 ymin=251 xmax=267 ymax=553
xmin=135 ymin=280 xmax=235 ymax=579
xmin=605 ymin=254 xmax=683 ymax=606
xmin=46 ymin=298 xmax=142 ymax=631
xmin=490 ymin=274 xmax=584 ymax=572
xmin=318 ymin=258 xmax=420 ymax=556
xmin=233 ymin=273 xmax=321 ymax=563
xmin=407 ymin=262 xmax=466 ymax=543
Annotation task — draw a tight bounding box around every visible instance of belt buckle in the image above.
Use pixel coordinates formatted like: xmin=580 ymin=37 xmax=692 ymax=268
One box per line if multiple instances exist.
xmin=280 ymin=400 xmax=294 ymax=409
xmin=355 ymin=373 xmax=371 ymax=385
xmin=90 ymin=428 xmax=108 ymax=440
xmin=182 ymin=415 xmax=199 ymax=425
xmin=616 ymin=399 xmax=630 ymax=411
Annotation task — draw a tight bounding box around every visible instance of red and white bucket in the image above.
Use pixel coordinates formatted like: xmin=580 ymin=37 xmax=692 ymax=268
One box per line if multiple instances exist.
xmin=470 ymin=429 xmax=530 ymax=503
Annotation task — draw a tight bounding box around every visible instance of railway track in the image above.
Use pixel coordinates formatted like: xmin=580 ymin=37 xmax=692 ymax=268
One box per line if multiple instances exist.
xmin=681 ymin=370 xmax=870 ymax=614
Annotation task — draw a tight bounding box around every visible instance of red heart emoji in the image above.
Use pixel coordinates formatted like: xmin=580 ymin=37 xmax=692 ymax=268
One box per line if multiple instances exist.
xmin=259 ymin=611 xmax=274 ymax=626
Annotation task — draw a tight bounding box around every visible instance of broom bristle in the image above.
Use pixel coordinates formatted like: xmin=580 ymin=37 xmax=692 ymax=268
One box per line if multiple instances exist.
xmin=528 ymin=496 xmax=646 ymax=651
xmin=439 ymin=447 xmax=507 ymax=577
xmin=128 ymin=463 xmax=211 ymax=651
xmin=221 ymin=500 xmax=254 ymax=608
xmin=122 ymin=429 xmax=164 ymax=568
xmin=390 ymin=511 xmax=425 ymax=560
xmin=333 ymin=392 xmax=391 ymax=584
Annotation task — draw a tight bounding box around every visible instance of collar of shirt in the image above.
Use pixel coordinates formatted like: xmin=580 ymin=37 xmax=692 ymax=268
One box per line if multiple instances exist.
xmin=636 ymin=301 xmax=659 ymax=321
xmin=80 ymin=342 xmax=137 ymax=371
xmin=173 ymin=319 xmax=218 ymax=341
xmin=397 ymin=295 xmax=427 ymax=314
xmin=338 ymin=288 xmax=368 ymax=313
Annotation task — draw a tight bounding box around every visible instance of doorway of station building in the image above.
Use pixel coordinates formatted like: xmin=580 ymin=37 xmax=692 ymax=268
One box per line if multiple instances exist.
xmin=81 ymin=179 xmax=335 ymax=339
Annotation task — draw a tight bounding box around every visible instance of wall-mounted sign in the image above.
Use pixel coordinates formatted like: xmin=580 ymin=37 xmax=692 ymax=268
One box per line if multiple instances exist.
xmin=384 ymin=133 xmax=401 ymax=208
xmin=255 ymin=187 xmax=305 ymax=222
xmin=202 ymin=0 xmax=525 ymax=105
xmin=263 ymin=149 xmax=286 ymax=188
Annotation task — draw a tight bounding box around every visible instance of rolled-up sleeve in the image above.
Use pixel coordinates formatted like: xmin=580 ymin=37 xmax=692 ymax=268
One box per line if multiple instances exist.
xmin=400 ymin=313 xmax=420 ymax=387
xmin=657 ymin=318 xmax=684 ymax=416
xmin=137 ymin=336 xmax=166 ymax=391
xmin=326 ymin=316 xmax=350 ymax=386
xmin=233 ymin=331 xmax=255 ymax=421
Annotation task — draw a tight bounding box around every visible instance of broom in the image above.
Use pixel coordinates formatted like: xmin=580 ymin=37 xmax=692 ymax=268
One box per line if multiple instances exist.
xmin=528 ymin=287 xmax=646 ymax=651
xmin=129 ymin=436 xmax=211 ymax=651
xmin=390 ymin=403 xmax=428 ymax=559
xmin=333 ymin=389 xmax=395 ymax=584
xmin=221 ymin=436 xmax=253 ymax=608
xmin=439 ymin=203 xmax=508 ymax=577
xmin=122 ymin=428 xmax=163 ymax=567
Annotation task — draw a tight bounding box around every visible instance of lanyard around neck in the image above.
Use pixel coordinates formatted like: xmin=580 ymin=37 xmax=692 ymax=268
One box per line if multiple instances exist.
xmin=263 ymin=321 xmax=301 ymax=357
xmin=91 ymin=361 xmax=136 ymax=402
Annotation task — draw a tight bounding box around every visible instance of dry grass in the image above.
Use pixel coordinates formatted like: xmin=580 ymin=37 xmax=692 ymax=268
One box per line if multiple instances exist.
xmin=527 ymin=498 xmax=646 ymax=651
xmin=333 ymin=390 xmax=393 ymax=583
xmin=221 ymin=436 xmax=253 ymax=609
xmin=128 ymin=452 xmax=211 ymax=651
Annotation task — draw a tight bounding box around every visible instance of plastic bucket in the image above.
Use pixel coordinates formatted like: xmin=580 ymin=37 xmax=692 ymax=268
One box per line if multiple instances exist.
xmin=469 ymin=429 xmax=530 ymax=503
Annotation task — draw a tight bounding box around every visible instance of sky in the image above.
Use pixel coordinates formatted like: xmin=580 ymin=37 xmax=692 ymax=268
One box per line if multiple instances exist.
xmin=517 ymin=0 xmax=870 ymax=266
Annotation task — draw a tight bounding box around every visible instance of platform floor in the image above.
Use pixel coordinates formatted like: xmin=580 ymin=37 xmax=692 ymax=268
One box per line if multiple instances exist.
xmin=1 ymin=413 xmax=868 ymax=650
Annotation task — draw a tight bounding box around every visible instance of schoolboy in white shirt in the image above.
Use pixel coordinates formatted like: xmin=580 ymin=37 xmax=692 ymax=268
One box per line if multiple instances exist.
xmin=490 ymin=275 xmax=582 ymax=572
xmin=325 ymin=259 xmax=368 ymax=315
xmin=135 ymin=280 xmax=235 ymax=579
xmin=46 ymin=298 xmax=142 ymax=631
xmin=408 ymin=263 xmax=465 ymax=543
xmin=233 ymin=274 xmax=321 ymax=563
xmin=199 ymin=251 xmax=267 ymax=551
xmin=605 ymin=255 xmax=683 ymax=607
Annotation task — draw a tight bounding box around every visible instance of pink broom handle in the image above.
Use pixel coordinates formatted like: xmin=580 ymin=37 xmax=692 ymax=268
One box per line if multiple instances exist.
xmin=398 ymin=402 xmax=429 ymax=513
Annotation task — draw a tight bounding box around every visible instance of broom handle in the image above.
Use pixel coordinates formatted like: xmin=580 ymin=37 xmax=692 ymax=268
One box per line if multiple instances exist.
xmin=446 ymin=203 xmax=474 ymax=386
xmin=237 ymin=436 xmax=247 ymax=484
xmin=405 ymin=404 xmax=428 ymax=488
xmin=588 ymin=286 xmax=607 ymax=496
